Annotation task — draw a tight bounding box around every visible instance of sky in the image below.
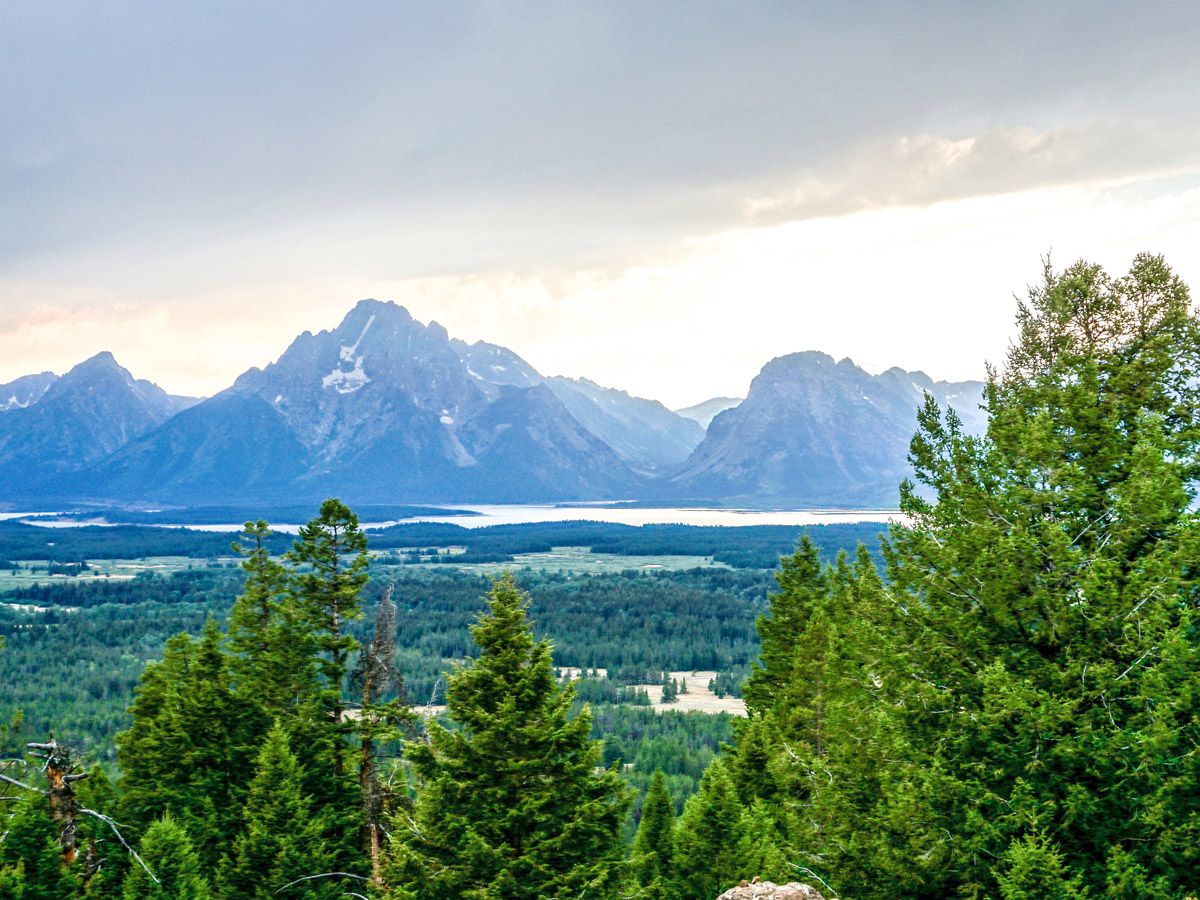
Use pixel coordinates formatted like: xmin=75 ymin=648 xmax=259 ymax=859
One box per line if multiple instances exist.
xmin=3 ymin=2 xmax=1200 ymax=409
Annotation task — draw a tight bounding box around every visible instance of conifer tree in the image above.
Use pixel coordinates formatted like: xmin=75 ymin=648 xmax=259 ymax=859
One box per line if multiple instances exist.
xmin=283 ymin=500 xmax=370 ymax=872
xmin=385 ymin=574 xmax=629 ymax=899
xmin=0 ymin=797 xmax=80 ymax=900
xmin=121 ymin=813 xmax=210 ymax=900
xmin=670 ymin=760 xmax=746 ymax=899
xmin=228 ymin=521 xmax=316 ymax=716
xmin=287 ymin=498 xmax=369 ymax=728
xmin=220 ymin=722 xmax=335 ymax=900
xmin=735 ymin=799 xmax=793 ymax=886
xmin=741 ymin=535 xmax=827 ymax=717
xmin=351 ymin=585 xmax=413 ymax=886
xmin=716 ymin=254 xmax=1200 ymax=898
xmin=631 ymin=770 xmax=675 ymax=897
xmin=116 ymin=622 xmax=246 ymax=871
xmin=877 ymin=254 xmax=1200 ymax=894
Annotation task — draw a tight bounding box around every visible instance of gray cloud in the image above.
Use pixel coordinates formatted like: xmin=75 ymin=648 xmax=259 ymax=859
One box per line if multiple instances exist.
xmin=745 ymin=119 xmax=1200 ymax=223
xmin=3 ymin=1 xmax=1200 ymax=277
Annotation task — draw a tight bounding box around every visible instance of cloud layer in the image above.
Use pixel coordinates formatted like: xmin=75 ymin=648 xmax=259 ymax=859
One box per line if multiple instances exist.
xmin=2 ymin=2 xmax=1199 ymax=406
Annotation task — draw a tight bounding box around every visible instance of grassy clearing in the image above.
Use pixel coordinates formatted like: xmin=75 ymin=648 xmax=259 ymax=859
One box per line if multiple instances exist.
xmin=0 ymin=555 xmax=239 ymax=591
xmin=392 ymin=545 xmax=731 ymax=575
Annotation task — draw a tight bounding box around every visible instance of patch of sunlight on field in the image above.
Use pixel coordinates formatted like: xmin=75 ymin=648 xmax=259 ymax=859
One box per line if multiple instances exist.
xmin=396 ymin=545 xmax=731 ymax=575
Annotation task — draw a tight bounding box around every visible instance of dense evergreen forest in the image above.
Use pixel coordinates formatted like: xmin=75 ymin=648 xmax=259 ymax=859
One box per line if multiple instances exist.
xmin=0 ymin=517 xmax=883 ymax=569
xmin=1 ymin=565 xmax=765 ymax=755
xmin=3 ymin=254 xmax=1200 ymax=898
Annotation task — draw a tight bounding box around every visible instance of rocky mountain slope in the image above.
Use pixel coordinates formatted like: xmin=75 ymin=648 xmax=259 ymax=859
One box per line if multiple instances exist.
xmin=0 ymin=353 xmax=196 ymax=496
xmin=0 ymin=371 xmax=58 ymax=411
xmin=0 ymin=303 xmax=991 ymax=508
xmin=546 ymin=377 xmax=704 ymax=472
xmin=675 ymin=396 xmax=742 ymax=429
xmin=669 ymin=351 xmax=985 ymax=506
xmin=85 ymin=301 xmax=645 ymax=504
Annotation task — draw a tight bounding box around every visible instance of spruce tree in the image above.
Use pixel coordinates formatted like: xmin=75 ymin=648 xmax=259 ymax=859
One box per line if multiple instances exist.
xmin=671 ymin=760 xmax=745 ymax=899
xmin=741 ymin=535 xmax=827 ymax=717
xmin=220 ymin=722 xmax=335 ymax=900
xmin=228 ymin=521 xmax=317 ymax=716
xmin=385 ymin=574 xmax=629 ymax=899
xmin=718 ymin=254 xmax=1200 ymax=897
xmin=116 ymin=622 xmax=246 ymax=871
xmin=878 ymin=254 xmax=1200 ymax=894
xmin=631 ymin=770 xmax=675 ymax=897
xmin=121 ymin=814 xmax=210 ymax=900
xmin=716 ymin=255 xmax=1200 ymax=897
xmin=0 ymin=797 xmax=80 ymax=900
xmin=286 ymin=498 xmax=369 ymax=727
xmin=283 ymin=500 xmax=370 ymax=872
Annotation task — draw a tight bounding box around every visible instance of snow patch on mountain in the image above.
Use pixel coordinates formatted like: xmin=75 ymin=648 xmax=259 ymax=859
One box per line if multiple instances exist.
xmin=322 ymin=314 xmax=376 ymax=394
xmin=323 ymin=358 xmax=370 ymax=394
xmin=340 ymin=314 xmax=376 ymax=362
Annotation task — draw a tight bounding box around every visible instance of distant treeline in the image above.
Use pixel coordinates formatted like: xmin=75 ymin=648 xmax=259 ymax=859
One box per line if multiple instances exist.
xmin=0 ymin=518 xmax=888 ymax=568
xmin=0 ymin=520 xmax=292 ymax=561
xmin=368 ymin=520 xmax=889 ymax=568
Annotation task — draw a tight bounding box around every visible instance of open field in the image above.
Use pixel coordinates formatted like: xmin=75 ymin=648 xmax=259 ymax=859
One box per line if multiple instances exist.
xmin=396 ymin=545 xmax=731 ymax=575
xmin=0 ymin=556 xmax=238 ymax=591
xmin=410 ymin=668 xmax=745 ymax=718
xmin=632 ymin=670 xmax=746 ymax=715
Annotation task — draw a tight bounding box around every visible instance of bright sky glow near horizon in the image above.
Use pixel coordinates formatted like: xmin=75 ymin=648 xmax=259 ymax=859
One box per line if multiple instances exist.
xmin=3 ymin=2 xmax=1200 ymax=409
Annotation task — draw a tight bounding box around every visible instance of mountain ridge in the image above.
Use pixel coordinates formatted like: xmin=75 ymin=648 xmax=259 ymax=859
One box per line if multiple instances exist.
xmin=2 ymin=303 xmax=987 ymax=508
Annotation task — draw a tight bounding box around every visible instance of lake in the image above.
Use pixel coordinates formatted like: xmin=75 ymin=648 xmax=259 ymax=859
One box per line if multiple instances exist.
xmin=12 ymin=504 xmax=901 ymax=533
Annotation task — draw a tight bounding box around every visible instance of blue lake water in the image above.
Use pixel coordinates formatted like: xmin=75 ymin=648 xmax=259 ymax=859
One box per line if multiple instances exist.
xmin=7 ymin=505 xmax=901 ymax=534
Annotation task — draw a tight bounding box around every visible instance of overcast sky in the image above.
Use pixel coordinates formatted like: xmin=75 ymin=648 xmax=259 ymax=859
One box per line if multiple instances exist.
xmin=3 ymin=2 xmax=1200 ymax=408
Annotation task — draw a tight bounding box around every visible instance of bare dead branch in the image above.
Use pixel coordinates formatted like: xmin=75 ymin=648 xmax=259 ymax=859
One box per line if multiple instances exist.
xmin=78 ymin=807 xmax=159 ymax=885
xmin=274 ymin=872 xmax=368 ymax=894
xmin=0 ymin=773 xmax=38 ymax=793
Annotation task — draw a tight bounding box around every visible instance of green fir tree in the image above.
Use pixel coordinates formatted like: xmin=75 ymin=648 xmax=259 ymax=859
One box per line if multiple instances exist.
xmin=385 ymin=574 xmax=629 ymax=899
xmin=219 ymin=722 xmax=335 ymax=900
xmin=120 ymin=813 xmax=209 ymax=900
xmin=631 ymin=770 xmax=675 ymax=897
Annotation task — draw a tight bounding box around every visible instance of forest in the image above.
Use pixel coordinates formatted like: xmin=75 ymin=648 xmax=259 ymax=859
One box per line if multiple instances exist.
xmin=3 ymin=254 xmax=1200 ymax=898
xmin=0 ymin=517 xmax=883 ymax=569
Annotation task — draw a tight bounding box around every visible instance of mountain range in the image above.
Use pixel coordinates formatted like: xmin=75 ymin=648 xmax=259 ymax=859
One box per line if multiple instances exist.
xmin=0 ymin=300 xmax=986 ymax=508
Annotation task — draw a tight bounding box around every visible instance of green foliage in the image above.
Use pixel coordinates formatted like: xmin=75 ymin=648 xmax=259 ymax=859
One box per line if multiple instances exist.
xmin=385 ymin=574 xmax=630 ymax=899
xmin=228 ymin=520 xmax=316 ymax=716
xmin=219 ymin=722 xmax=335 ymax=900
xmin=286 ymin=498 xmax=369 ymax=706
xmin=631 ymin=771 xmax=675 ymax=897
xmin=121 ymin=814 xmax=209 ymax=900
xmin=994 ymin=832 xmax=1086 ymax=900
xmin=719 ymin=254 xmax=1200 ymax=898
xmin=1 ymin=565 xmax=774 ymax=753
xmin=365 ymin=520 xmax=884 ymax=570
xmin=670 ymin=760 xmax=745 ymax=899
xmin=115 ymin=622 xmax=249 ymax=871
xmin=0 ymin=797 xmax=80 ymax=900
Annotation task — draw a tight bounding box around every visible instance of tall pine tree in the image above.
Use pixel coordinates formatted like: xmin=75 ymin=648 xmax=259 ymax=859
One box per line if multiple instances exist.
xmin=384 ymin=574 xmax=629 ymax=899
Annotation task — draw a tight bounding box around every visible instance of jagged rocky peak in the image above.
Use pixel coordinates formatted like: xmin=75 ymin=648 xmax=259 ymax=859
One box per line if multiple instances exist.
xmin=670 ymin=349 xmax=987 ymax=506
xmin=545 ymin=375 xmax=705 ymax=471
xmin=47 ymin=351 xmax=195 ymax=416
xmin=0 ymin=370 xmax=58 ymax=411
